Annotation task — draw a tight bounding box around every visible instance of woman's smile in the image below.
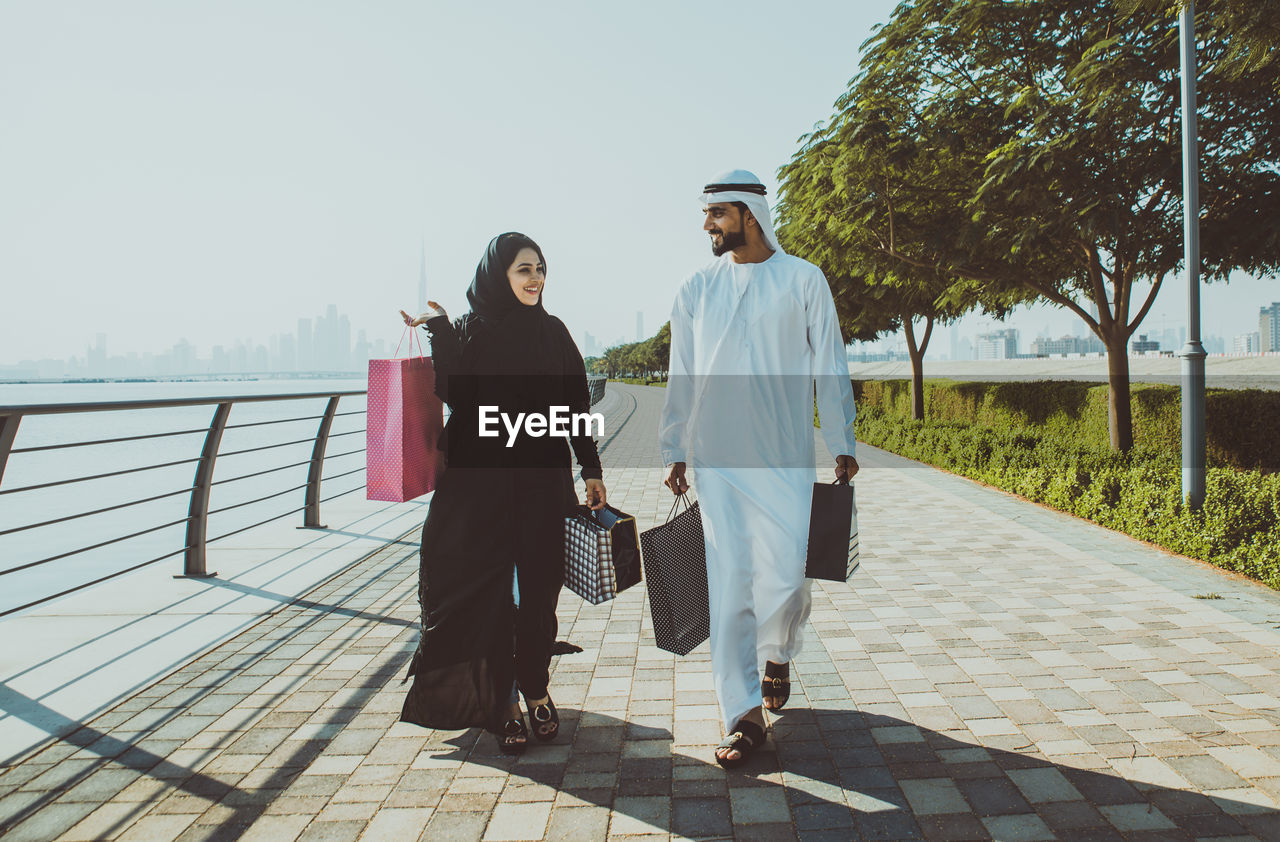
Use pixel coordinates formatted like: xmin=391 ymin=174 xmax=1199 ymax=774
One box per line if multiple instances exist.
xmin=507 ymin=246 xmax=546 ymax=305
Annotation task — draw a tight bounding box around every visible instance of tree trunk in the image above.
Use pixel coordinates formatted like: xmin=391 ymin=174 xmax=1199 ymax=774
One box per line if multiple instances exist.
xmin=901 ymin=313 xmax=933 ymax=421
xmin=1104 ymin=332 xmax=1134 ymax=452
xmin=909 ymin=348 xmax=925 ymax=420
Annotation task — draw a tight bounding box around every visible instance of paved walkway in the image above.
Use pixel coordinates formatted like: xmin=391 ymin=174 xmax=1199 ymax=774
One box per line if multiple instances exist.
xmin=3 ymin=383 xmax=1280 ymax=840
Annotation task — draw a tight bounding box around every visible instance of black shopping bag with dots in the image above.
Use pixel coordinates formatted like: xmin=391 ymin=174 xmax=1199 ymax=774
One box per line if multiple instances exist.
xmin=639 ymin=494 xmax=709 ymax=656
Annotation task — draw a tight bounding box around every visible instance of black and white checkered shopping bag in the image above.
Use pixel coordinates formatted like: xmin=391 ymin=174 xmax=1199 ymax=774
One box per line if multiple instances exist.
xmin=804 ymin=480 xmax=860 ymax=582
xmin=564 ymin=505 xmax=641 ymax=605
xmin=639 ymin=494 xmax=709 ymax=656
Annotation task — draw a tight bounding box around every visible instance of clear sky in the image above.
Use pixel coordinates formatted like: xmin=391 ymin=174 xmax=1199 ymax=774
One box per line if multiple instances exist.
xmin=1 ymin=1 xmax=1274 ymax=365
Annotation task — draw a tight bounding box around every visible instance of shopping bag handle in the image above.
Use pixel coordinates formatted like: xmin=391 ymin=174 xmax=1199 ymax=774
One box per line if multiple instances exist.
xmin=664 ymin=492 xmax=693 ymax=522
xmin=393 ymin=325 xmax=425 ymax=359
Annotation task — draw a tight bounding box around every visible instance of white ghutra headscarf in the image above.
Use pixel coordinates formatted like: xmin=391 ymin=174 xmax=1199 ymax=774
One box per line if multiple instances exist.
xmin=697 ymin=169 xmax=785 ymax=255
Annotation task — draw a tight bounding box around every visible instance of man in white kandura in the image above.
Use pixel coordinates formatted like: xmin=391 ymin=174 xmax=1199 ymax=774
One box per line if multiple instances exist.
xmin=659 ymin=169 xmax=859 ymax=768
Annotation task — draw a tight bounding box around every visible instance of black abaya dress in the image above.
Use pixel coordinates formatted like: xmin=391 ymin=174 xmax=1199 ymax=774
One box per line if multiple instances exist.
xmin=400 ymin=311 xmax=602 ymax=731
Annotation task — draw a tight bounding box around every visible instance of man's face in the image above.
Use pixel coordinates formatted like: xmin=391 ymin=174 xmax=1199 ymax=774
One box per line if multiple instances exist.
xmin=703 ymin=203 xmax=747 ymax=256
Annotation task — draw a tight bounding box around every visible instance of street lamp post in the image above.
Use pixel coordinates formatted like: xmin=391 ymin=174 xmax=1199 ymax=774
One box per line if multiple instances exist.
xmin=1179 ymin=0 xmax=1207 ymax=509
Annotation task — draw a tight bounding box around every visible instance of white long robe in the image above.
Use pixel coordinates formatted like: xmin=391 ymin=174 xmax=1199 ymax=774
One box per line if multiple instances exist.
xmin=659 ymin=250 xmax=858 ymax=731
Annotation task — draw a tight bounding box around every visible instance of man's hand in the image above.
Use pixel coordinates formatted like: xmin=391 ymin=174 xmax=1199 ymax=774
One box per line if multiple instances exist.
xmin=835 ymin=455 xmax=859 ymax=484
xmin=663 ymin=462 xmax=689 ymax=496
xmin=584 ymin=479 xmax=607 ymax=511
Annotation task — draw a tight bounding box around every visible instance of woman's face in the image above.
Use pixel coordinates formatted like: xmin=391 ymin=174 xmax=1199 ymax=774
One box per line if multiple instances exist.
xmin=507 ymin=247 xmax=545 ymax=307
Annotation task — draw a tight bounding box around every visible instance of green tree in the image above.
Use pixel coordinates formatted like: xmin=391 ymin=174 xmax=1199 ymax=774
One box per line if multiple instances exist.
xmin=601 ymin=345 xmax=624 ymax=379
xmin=779 ymin=93 xmax=1018 ymax=420
xmin=795 ymin=0 xmax=1280 ymax=451
xmin=1120 ymin=0 xmax=1279 ymax=84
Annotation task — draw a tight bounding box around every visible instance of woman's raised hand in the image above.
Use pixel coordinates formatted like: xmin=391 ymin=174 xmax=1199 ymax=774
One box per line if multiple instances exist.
xmin=400 ymin=301 xmax=448 ymax=327
xmin=584 ymin=479 xmax=607 ymax=511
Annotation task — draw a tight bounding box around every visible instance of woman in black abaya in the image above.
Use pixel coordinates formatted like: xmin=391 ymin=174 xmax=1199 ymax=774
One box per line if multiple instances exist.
xmin=398 ymin=232 xmax=606 ymax=754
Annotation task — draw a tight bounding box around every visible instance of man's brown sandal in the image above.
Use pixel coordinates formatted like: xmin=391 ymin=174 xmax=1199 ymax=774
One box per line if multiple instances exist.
xmin=715 ymin=719 xmax=766 ymax=769
xmin=762 ymin=662 xmax=791 ymax=711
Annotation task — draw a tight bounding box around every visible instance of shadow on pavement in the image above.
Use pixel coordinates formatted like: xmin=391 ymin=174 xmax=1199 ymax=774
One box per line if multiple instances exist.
xmin=426 ymin=706 xmax=1280 ymax=840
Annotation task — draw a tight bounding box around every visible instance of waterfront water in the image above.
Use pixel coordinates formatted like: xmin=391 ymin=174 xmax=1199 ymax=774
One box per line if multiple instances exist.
xmin=0 ymin=379 xmax=369 ymax=614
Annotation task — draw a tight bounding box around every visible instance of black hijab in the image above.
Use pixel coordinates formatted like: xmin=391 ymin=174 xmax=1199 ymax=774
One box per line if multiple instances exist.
xmin=465 ymin=232 xmax=547 ymax=322
xmin=463 ymin=232 xmax=568 ymax=379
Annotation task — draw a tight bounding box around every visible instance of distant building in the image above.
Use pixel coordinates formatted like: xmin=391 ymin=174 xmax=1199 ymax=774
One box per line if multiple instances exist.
xmin=847 ymin=350 xmax=908 ymax=363
xmin=1030 ymin=334 xmax=1105 ymax=356
xmin=1234 ymin=332 xmax=1262 ymax=353
xmin=87 ymin=334 xmax=107 ymax=377
xmin=975 ymin=328 xmax=1018 ymax=360
xmin=1130 ymin=334 xmax=1160 ymax=353
xmin=418 ymin=242 xmax=428 ymax=313
xmin=354 ymin=329 xmax=370 ymax=363
xmin=1260 ymin=302 xmax=1280 ymax=353
xmin=297 ymin=319 xmax=313 ymax=371
xmin=1158 ymin=326 xmax=1186 ymax=352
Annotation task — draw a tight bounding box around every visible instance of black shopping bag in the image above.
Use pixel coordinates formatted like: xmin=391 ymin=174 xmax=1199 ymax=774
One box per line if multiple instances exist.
xmin=804 ymin=480 xmax=860 ymax=582
xmin=564 ymin=504 xmax=641 ymax=605
xmin=639 ymin=494 xmax=709 ymax=656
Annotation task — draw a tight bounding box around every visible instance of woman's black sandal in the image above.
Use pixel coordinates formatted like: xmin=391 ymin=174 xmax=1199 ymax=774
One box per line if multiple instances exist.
xmin=525 ymin=696 xmax=559 ymax=742
xmin=762 ymin=662 xmax=791 ymax=711
xmin=715 ymin=718 xmax=766 ymax=769
xmin=496 ymin=717 xmax=528 ymax=755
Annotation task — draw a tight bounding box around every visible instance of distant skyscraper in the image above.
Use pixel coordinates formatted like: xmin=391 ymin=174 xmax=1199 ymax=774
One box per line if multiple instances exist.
xmin=1260 ymin=302 xmax=1280 ymax=353
xmin=636 ymin=311 xmax=644 ymax=341
xmin=419 ymin=241 xmax=428 ymax=313
xmin=278 ymin=334 xmax=296 ymax=371
xmin=337 ymin=312 xmax=351 ymax=371
xmin=975 ymin=328 xmax=1018 ymax=360
xmin=355 ymin=328 xmax=370 ymax=363
xmin=88 ymin=333 xmax=107 ymax=376
xmin=297 ymin=318 xmax=313 ymax=371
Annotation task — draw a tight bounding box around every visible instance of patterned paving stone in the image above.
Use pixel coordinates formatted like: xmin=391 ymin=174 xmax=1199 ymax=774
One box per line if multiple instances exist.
xmin=3 ymin=383 xmax=1280 ymax=839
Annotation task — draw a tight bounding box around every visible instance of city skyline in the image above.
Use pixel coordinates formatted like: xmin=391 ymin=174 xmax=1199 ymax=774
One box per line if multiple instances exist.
xmin=6 ymin=2 xmax=1277 ymax=373
xmin=1 ymin=292 xmax=1269 ymax=380
xmin=2 ymin=230 xmax=1271 ymax=370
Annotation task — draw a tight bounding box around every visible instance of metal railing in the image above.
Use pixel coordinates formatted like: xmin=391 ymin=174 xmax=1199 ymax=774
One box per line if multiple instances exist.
xmin=0 ymin=377 xmax=608 ymax=619
xmin=587 ymin=374 xmax=606 ymax=407
xmin=0 ymin=390 xmax=367 ymax=617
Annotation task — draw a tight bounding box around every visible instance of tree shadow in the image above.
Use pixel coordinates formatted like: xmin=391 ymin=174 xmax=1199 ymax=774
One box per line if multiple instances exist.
xmin=426 ymin=705 xmax=1280 ymax=840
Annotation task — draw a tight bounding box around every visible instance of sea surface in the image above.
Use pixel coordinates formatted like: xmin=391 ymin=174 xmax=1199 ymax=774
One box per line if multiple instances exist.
xmin=0 ymin=379 xmax=370 ymax=615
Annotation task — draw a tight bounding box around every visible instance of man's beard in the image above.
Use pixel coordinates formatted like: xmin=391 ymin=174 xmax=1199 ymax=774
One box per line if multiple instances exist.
xmin=710 ymin=228 xmax=746 ymax=256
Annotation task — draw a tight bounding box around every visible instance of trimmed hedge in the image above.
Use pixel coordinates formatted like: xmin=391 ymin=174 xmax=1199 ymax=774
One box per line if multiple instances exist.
xmin=610 ymin=377 xmax=667 ymax=387
xmin=854 ymin=379 xmax=1280 ymax=473
xmin=857 ymin=406 xmax=1280 ymax=589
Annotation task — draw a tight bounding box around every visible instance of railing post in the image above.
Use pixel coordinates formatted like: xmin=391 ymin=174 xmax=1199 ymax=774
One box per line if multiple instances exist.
xmin=182 ymin=402 xmax=231 ymax=578
xmin=0 ymin=413 xmax=21 ymax=489
xmin=302 ymin=396 xmax=340 ymax=529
